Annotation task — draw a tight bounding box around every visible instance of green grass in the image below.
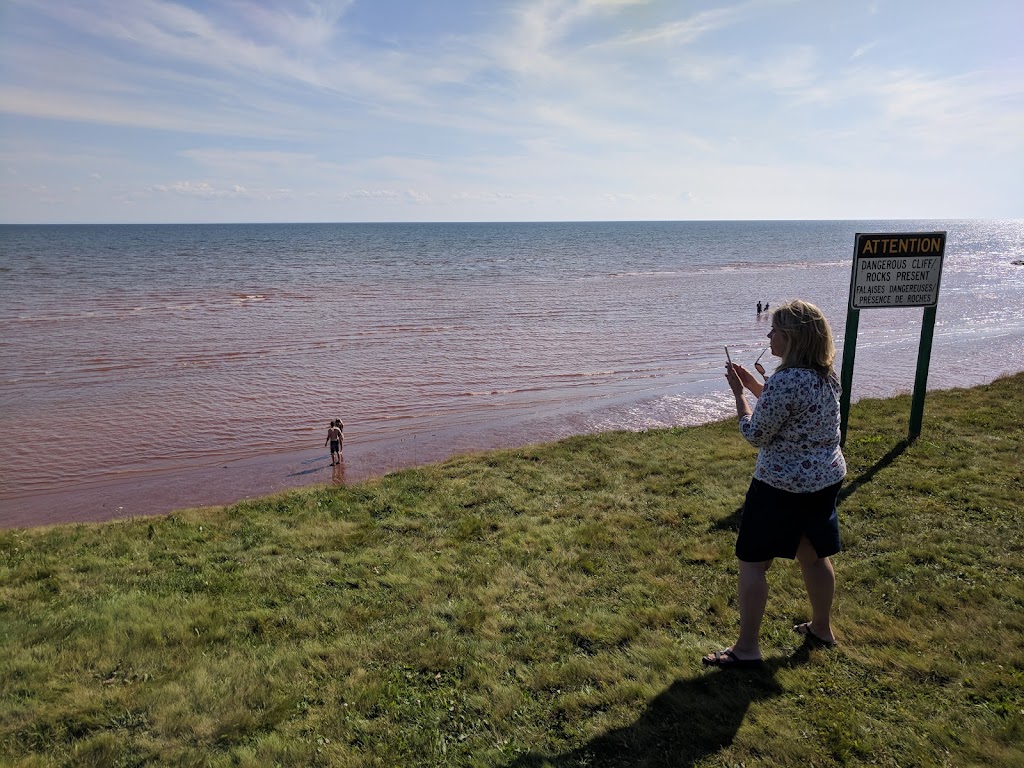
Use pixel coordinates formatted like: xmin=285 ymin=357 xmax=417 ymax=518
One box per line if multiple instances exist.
xmin=2 ymin=374 xmax=1022 ymax=767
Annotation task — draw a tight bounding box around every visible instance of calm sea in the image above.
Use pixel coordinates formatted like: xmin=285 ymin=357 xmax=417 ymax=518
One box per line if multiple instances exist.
xmin=2 ymin=220 xmax=1022 ymax=527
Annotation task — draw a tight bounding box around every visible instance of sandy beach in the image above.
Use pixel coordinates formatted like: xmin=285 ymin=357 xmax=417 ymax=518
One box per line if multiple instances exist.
xmin=0 ymin=409 xmax=588 ymax=529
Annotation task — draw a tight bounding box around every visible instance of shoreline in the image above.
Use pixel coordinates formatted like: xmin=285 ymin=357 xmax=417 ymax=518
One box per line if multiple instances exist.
xmin=4 ymin=369 xmax=1022 ymax=530
xmin=0 ymin=410 xmax=606 ymax=530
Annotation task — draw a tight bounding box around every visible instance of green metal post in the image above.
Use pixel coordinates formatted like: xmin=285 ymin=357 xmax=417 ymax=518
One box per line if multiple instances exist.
xmin=839 ymin=307 xmax=860 ymax=447
xmin=908 ymin=305 xmax=938 ymax=441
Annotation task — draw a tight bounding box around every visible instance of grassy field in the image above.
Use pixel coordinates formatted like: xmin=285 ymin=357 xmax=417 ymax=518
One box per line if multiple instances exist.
xmin=2 ymin=374 xmax=1022 ymax=767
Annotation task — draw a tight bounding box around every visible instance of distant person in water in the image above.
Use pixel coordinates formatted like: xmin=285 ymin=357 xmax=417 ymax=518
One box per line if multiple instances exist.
xmin=325 ymin=420 xmax=343 ymax=465
xmin=757 ymin=301 xmax=763 ymax=315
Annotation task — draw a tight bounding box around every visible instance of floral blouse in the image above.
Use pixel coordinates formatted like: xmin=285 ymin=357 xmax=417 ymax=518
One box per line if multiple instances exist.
xmin=739 ymin=367 xmax=847 ymax=493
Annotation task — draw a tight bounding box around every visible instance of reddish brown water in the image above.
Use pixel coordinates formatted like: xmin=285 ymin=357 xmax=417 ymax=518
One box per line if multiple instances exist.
xmin=3 ymin=221 xmax=1022 ymax=528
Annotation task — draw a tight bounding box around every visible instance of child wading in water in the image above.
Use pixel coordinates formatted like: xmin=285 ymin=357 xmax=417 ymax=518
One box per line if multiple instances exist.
xmin=325 ymin=420 xmax=343 ymax=465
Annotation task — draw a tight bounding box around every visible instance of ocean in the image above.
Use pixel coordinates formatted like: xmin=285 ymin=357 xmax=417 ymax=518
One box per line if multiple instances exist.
xmin=2 ymin=220 xmax=1022 ymax=528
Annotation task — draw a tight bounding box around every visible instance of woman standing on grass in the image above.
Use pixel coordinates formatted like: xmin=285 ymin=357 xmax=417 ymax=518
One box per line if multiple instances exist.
xmin=704 ymin=299 xmax=847 ymax=667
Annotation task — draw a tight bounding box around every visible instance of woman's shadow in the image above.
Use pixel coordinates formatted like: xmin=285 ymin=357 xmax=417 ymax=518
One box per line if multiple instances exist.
xmin=504 ymin=648 xmax=811 ymax=768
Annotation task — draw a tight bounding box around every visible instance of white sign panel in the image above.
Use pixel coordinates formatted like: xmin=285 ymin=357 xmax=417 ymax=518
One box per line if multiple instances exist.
xmin=850 ymin=232 xmax=946 ymax=309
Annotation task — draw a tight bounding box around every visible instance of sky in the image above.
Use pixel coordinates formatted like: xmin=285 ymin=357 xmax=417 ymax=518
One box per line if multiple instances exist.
xmin=0 ymin=0 xmax=1022 ymax=224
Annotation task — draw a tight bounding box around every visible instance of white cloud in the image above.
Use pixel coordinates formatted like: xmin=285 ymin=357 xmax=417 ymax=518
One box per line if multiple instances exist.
xmin=70 ymin=0 xmax=328 ymax=86
xmin=8 ymin=0 xmax=426 ymax=106
xmin=451 ymin=190 xmax=538 ymax=202
xmin=151 ymin=181 xmax=225 ymax=197
xmin=852 ymin=41 xmax=878 ymax=59
xmin=148 ymin=180 xmax=296 ymax=199
xmin=602 ymin=0 xmax=799 ymax=50
xmin=179 ymin=149 xmax=325 ymax=173
xmin=239 ymin=0 xmax=355 ymax=50
xmin=611 ymin=5 xmax=745 ymax=47
xmin=839 ymin=67 xmax=1024 ymax=154
xmin=1 ymin=0 xmax=1021 ymax=222
xmin=745 ymin=45 xmax=819 ymax=91
xmin=341 ymin=189 xmax=402 ymax=200
xmin=0 ymin=85 xmax=315 ymax=139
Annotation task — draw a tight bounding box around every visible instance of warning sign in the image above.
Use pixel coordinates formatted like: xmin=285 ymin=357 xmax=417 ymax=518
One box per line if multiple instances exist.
xmin=850 ymin=232 xmax=945 ymax=309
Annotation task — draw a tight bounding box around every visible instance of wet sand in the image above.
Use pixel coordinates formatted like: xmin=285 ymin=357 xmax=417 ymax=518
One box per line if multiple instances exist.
xmin=0 ymin=413 xmax=578 ymax=529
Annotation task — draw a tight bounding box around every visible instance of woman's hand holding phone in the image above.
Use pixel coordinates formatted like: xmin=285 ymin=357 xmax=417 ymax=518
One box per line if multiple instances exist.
xmin=733 ymin=364 xmax=764 ymax=398
xmin=724 ymin=348 xmax=745 ymax=396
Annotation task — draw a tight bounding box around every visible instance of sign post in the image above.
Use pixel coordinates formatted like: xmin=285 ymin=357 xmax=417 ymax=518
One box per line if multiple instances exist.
xmin=839 ymin=232 xmax=946 ymax=445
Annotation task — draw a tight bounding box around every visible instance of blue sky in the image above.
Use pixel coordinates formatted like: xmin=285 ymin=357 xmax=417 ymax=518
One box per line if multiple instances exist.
xmin=1 ymin=0 xmax=1021 ymax=223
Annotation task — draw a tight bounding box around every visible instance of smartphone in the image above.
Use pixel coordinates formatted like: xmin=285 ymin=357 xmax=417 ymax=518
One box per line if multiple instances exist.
xmin=724 ymin=345 xmax=732 ymax=366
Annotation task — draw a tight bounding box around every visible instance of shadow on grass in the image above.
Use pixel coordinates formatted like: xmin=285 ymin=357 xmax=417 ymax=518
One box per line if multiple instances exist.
xmin=710 ymin=506 xmax=743 ymax=533
xmin=505 ymin=647 xmax=812 ymax=768
xmin=837 ymin=438 xmax=909 ymax=503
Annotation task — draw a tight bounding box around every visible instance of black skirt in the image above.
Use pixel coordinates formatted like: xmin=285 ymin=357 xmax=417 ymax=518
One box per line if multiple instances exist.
xmin=735 ymin=477 xmax=842 ymax=563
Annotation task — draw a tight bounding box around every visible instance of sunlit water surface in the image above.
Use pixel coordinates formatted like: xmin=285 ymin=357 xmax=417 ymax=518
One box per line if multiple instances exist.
xmin=2 ymin=220 xmax=1021 ymax=526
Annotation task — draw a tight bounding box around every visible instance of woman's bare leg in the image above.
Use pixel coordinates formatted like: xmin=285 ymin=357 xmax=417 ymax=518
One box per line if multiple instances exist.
xmin=732 ymin=559 xmax=772 ymax=659
xmin=796 ymin=536 xmax=835 ymax=642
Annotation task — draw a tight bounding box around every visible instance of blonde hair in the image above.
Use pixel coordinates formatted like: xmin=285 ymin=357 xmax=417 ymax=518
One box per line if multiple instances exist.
xmin=771 ymin=299 xmax=836 ymax=377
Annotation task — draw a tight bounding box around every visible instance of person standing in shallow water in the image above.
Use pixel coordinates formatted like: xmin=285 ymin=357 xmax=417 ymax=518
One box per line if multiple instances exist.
xmin=704 ymin=299 xmax=847 ymax=668
xmin=325 ymin=420 xmax=343 ymax=466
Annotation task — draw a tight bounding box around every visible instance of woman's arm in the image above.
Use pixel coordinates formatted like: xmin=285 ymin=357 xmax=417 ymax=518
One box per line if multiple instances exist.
xmin=732 ymin=364 xmax=764 ymax=398
xmin=725 ymin=364 xmax=753 ymax=419
xmin=738 ymin=372 xmax=795 ymax=447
